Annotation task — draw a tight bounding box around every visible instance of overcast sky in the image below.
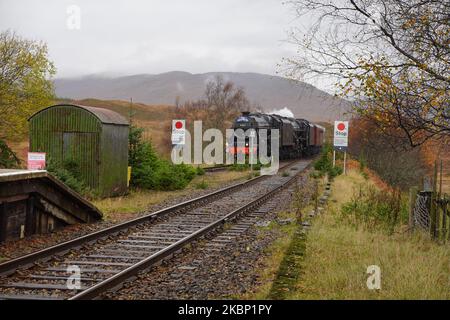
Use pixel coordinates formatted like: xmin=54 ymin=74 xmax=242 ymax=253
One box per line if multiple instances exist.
xmin=0 ymin=0 xmax=309 ymax=80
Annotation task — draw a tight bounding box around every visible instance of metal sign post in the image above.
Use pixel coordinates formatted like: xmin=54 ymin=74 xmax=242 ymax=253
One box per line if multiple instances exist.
xmin=343 ymin=151 xmax=347 ymax=175
xmin=249 ymin=130 xmax=256 ymax=173
xmin=333 ymin=150 xmax=336 ymax=168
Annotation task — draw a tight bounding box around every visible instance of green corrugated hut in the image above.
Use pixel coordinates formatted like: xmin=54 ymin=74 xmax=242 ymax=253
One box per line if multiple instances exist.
xmin=29 ymin=104 xmax=129 ymax=197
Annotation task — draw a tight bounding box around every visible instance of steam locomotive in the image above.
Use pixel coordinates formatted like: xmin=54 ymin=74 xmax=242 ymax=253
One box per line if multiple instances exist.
xmin=229 ymin=111 xmax=325 ymax=160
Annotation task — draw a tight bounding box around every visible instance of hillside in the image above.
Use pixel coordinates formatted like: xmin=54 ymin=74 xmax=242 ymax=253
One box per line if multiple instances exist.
xmin=54 ymin=71 xmax=350 ymax=122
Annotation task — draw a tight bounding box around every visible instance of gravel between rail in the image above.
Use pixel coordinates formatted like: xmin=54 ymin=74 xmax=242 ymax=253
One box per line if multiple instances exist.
xmin=0 ymin=160 xmax=310 ymax=299
xmin=107 ymin=167 xmax=312 ymax=299
xmin=0 ymin=174 xmax=247 ymax=263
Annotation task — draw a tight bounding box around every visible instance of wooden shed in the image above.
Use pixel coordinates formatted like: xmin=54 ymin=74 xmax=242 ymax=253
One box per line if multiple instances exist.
xmin=29 ymin=104 xmax=129 ymax=197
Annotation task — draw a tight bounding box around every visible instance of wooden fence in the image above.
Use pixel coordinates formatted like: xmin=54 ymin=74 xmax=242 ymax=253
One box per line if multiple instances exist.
xmin=410 ymin=160 xmax=450 ymax=242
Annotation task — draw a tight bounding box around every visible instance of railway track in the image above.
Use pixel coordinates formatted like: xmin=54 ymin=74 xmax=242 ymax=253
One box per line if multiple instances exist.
xmin=202 ymin=164 xmax=232 ymax=172
xmin=0 ymin=160 xmax=311 ymax=300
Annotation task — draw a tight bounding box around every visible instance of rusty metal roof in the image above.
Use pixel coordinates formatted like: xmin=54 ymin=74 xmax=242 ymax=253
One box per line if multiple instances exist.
xmin=30 ymin=104 xmax=129 ymax=126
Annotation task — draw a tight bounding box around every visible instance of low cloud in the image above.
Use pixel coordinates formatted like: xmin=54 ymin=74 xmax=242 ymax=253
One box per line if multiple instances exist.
xmin=0 ymin=0 xmax=297 ymax=79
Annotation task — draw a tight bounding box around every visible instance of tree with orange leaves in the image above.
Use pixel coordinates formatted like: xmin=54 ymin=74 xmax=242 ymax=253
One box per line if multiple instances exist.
xmin=286 ymin=0 xmax=449 ymax=147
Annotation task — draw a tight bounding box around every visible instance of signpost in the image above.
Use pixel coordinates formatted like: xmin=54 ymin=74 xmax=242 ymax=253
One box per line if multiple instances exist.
xmin=27 ymin=152 xmax=46 ymax=170
xmin=333 ymin=121 xmax=349 ymax=174
xmin=249 ymin=130 xmax=256 ymax=173
xmin=171 ymin=120 xmax=186 ymax=145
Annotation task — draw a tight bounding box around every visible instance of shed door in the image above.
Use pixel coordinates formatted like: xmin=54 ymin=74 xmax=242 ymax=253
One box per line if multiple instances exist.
xmin=62 ymin=132 xmax=100 ymax=190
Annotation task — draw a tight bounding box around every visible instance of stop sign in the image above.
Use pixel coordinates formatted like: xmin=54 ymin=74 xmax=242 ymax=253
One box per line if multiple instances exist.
xmin=172 ymin=119 xmax=186 ymax=145
xmin=334 ymin=120 xmax=349 ymax=148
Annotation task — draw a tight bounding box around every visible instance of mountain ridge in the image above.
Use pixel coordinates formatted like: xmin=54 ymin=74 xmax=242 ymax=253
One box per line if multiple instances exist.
xmin=54 ymin=71 xmax=349 ymax=122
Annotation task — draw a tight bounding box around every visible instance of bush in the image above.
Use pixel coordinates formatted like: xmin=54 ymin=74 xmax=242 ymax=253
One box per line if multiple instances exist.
xmin=195 ymin=180 xmax=208 ymax=189
xmin=310 ymin=170 xmax=323 ymax=179
xmin=128 ymin=126 xmax=197 ymax=191
xmin=314 ymin=147 xmax=332 ymax=172
xmin=229 ymin=163 xmax=249 ymax=171
xmin=252 ymin=163 xmax=262 ymax=171
xmin=341 ymin=184 xmax=408 ymax=233
xmin=46 ymin=158 xmax=90 ymax=195
xmin=229 ymin=161 xmax=267 ymax=172
xmin=329 ymin=166 xmax=343 ymax=179
xmin=0 ymin=139 xmax=20 ymax=168
xmin=196 ymin=167 xmax=205 ymax=176
xmin=314 ymin=144 xmax=343 ymax=180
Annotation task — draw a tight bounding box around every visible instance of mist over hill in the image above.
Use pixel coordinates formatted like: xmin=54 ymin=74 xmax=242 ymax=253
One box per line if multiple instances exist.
xmin=54 ymin=71 xmax=349 ymax=122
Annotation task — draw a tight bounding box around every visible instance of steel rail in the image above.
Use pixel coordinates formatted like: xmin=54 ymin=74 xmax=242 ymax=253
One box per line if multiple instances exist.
xmin=0 ymin=161 xmax=294 ymax=276
xmin=202 ymin=164 xmax=232 ymax=172
xmin=70 ymin=161 xmax=306 ymax=300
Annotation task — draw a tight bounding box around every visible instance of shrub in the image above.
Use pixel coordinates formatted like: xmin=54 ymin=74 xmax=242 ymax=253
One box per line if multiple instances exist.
xmin=196 ymin=167 xmax=205 ymax=176
xmin=195 ymin=180 xmax=208 ymax=189
xmin=314 ymin=144 xmax=343 ymax=180
xmin=0 ymin=139 xmax=20 ymax=168
xmin=229 ymin=163 xmax=249 ymax=171
xmin=128 ymin=126 xmax=197 ymax=191
xmin=229 ymin=160 xmax=267 ymax=172
xmin=341 ymin=184 xmax=408 ymax=233
xmin=252 ymin=163 xmax=262 ymax=171
xmin=314 ymin=149 xmax=332 ymax=172
xmin=46 ymin=158 xmax=90 ymax=195
xmin=328 ymin=166 xmax=343 ymax=179
xmin=310 ymin=170 xmax=323 ymax=179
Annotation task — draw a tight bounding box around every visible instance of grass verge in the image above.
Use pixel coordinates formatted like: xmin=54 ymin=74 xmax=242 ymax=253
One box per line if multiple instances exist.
xmin=239 ymin=209 xmax=309 ymax=300
xmin=244 ymin=169 xmax=450 ymax=299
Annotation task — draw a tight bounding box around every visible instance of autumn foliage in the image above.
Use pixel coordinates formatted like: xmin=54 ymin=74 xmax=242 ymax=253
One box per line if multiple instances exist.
xmin=348 ymin=117 xmax=431 ymax=189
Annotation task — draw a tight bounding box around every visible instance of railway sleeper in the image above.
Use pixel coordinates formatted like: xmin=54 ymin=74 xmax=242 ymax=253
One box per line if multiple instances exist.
xmin=1 ymin=282 xmax=89 ymax=291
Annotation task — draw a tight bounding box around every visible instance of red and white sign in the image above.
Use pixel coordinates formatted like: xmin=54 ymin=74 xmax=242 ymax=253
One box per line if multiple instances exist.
xmin=171 ymin=120 xmax=186 ymax=145
xmin=27 ymin=152 xmax=46 ymax=170
xmin=334 ymin=121 xmax=349 ymax=147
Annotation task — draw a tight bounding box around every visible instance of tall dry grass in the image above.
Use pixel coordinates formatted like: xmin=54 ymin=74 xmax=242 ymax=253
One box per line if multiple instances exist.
xmin=290 ymin=169 xmax=450 ymax=299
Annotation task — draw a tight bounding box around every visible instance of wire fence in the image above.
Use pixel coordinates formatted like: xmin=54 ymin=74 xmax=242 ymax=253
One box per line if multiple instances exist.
xmin=411 ymin=191 xmax=449 ymax=242
xmin=413 ymin=193 xmax=430 ymax=231
xmin=410 ymin=160 xmax=450 ymax=243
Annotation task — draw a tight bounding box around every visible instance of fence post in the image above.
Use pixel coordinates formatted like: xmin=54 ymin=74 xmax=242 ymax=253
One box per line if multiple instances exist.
xmin=444 ymin=200 xmax=450 ymax=241
xmin=430 ymin=161 xmax=438 ymax=238
xmin=408 ymin=186 xmax=418 ymax=232
xmin=442 ymin=195 xmax=448 ymax=242
xmin=438 ymin=160 xmax=443 ymax=241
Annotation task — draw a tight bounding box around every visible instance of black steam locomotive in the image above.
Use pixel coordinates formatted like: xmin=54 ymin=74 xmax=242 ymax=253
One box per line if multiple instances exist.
xmin=229 ymin=111 xmax=325 ymax=160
